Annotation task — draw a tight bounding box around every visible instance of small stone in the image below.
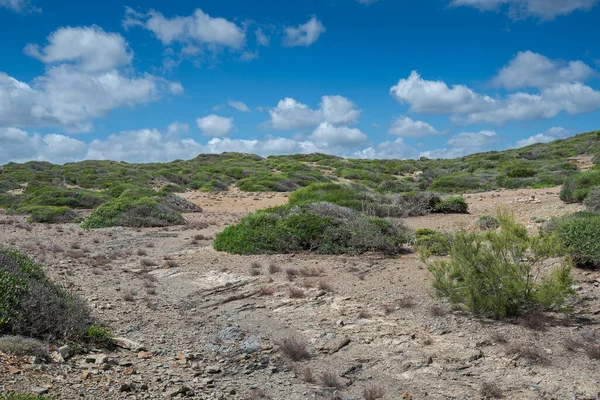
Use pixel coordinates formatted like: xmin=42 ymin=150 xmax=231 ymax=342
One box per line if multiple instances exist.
xmin=205 ymin=365 xmax=221 ymax=374
xmin=138 ymin=351 xmax=152 ymax=359
xmin=81 ymin=371 xmax=90 ymax=380
xmin=31 ymin=387 xmax=49 ymax=395
xmin=58 ymin=345 xmax=71 ymax=359
xmin=119 ymin=383 xmax=134 ymax=392
xmin=114 ymin=337 xmax=145 ymax=351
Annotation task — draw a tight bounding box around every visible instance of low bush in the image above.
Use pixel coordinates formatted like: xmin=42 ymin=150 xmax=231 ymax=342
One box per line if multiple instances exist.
xmin=214 ymin=203 xmax=412 ymax=255
xmin=25 ymin=206 xmax=80 ymax=224
xmin=82 ymin=196 xmax=184 ymax=228
xmin=415 ymin=228 xmax=452 ymax=257
xmin=428 ymin=173 xmax=487 ymax=193
xmin=0 ymin=394 xmax=53 ymax=400
xmin=425 ymin=211 xmax=573 ymax=318
xmin=554 ymin=212 xmax=600 ymax=268
xmin=0 ymin=335 xmax=48 ymax=358
xmin=583 ymin=187 xmax=600 ymax=211
xmin=433 ymin=196 xmax=468 ymax=214
xmin=477 ymin=215 xmax=500 ymax=230
xmin=0 ymin=249 xmax=105 ymax=343
xmin=560 ymin=170 xmax=600 ymax=203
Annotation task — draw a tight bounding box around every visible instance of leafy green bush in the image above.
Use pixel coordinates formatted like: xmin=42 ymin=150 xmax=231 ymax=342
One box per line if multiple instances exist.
xmin=583 ymin=187 xmax=600 ymax=211
xmin=554 ymin=212 xmax=600 ymax=268
xmin=415 ymin=228 xmax=452 ymax=257
xmin=477 ymin=215 xmax=500 ymax=230
xmin=82 ymin=196 xmax=184 ymax=228
xmin=560 ymin=170 xmax=600 ymax=203
xmin=428 ymin=173 xmax=486 ymax=193
xmin=214 ymin=203 xmax=412 ymax=255
xmin=25 ymin=206 xmax=80 ymax=223
xmin=506 ymin=165 xmax=536 ymax=178
xmin=425 ymin=212 xmax=572 ymax=318
xmin=433 ymin=196 xmax=468 ymax=214
xmin=0 ymin=249 xmax=98 ymax=342
xmin=86 ymin=324 xmax=114 ymax=347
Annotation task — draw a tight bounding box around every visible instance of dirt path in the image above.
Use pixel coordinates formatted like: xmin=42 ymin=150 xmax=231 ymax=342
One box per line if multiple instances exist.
xmin=1 ymin=187 xmax=598 ymax=400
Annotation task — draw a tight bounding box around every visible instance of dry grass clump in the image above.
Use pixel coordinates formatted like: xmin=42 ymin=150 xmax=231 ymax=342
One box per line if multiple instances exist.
xmin=90 ymin=255 xmax=109 ymax=267
xmin=288 ymin=287 xmax=306 ymax=298
xmin=480 ymin=381 xmax=503 ymax=398
xmin=319 ymin=371 xmax=343 ymax=389
xmin=279 ymin=337 xmax=311 ymax=361
xmin=357 ymin=309 xmax=371 ymax=319
xmin=268 ymin=263 xmax=282 ymax=274
xmin=518 ymin=309 xmax=547 ymax=331
xmin=491 ymin=331 xmax=508 ymax=344
xmin=0 ymin=336 xmax=49 ymax=359
xmin=123 ymin=290 xmax=136 ymax=302
xmin=285 ymin=268 xmax=299 ymax=280
xmin=397 ymin=296 xmax=416 ymax=308
xmin=140 ymin=258 xmax=157 ymax=267
xmin=300 ymin=267 xmax=324 ymax=277
xmin=165 ymin=259 xmax=179 ymax=268
xmin=49 ymin=244 xmax=64 ymax=253
xmin=136 ymin=248 xmax=148 ymax=256
xmin=194 ymin=234 xmax=206 ymax=241
xmin=318 ymin=281 xmax=333 ymax=293
xmin=258 ymin=286 xmax=275 ymax=296
xmin=363 ymin=385 xmax=385 ymax=400
xmin=429 ymin=304 xmax=448 ymax=317
xmin=381 ymin=303 xmax=395 ymax=315
xmin=505 ymin=342 xmax=548 ymax=364
xmin=294 ymin=366 xmax=315 ymax=383
xmin=65 ymin=249 xmax=85 ymax=259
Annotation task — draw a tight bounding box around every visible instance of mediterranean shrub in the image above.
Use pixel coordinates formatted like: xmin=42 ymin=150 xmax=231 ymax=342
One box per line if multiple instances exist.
xmin=554 ymin=211 xmax=600 ymax=268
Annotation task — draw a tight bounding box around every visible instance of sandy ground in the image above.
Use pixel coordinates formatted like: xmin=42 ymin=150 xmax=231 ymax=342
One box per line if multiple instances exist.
xmin=1 ymin=186 xmax=599 ymax=400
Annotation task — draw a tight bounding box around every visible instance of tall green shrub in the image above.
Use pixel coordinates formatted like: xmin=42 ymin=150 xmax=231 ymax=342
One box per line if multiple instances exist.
xmin=425 ymin=212 xmax=572 ymax=318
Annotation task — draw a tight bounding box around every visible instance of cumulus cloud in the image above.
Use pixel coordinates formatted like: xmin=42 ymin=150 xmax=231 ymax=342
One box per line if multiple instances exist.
xmin=390 ymin=71 xmax=496 ymax=114
xmin=391 ymin=68 xmax=600 ymax=125
xmin=450 ymin=0 xmax=600 ymax=20
xmin=268 ymin=95 xmax=361 ymax=130
xmin=0 ymin=127 xmax=86 ymax=164
xmin=282 ymin=16 xmax=325 ymax=47
xmin=228 ymin=100 xmax=250 ymax=112
xmin=514 ymin=126 xmax=570 ymax=148
xmin=388 ymin=117 xmax=441 ymax=138
xmin=493 ymin=51 xmax=596 ymax=89
xmin=196 ymin=114 xmax=236 ymax=136
xmin=124 ymin=8 xmax=245 ymax=49
xmin=24 ymin=26 xmax=132 ymax=72
xmin=309 ymin=122 xmax=368 ymax=146
xmin=354 ymin=138 xmax=420 ymax=159
xmin=0 ymin=26 xmax=182 ymax=133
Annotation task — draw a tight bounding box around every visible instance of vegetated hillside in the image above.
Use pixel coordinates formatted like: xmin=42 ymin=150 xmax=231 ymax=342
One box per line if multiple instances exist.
xmin=1 ymin=130 xmax=599 ymax=225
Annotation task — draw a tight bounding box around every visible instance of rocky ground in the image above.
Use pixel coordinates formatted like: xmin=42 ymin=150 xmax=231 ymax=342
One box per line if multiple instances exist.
xmin=1 ymin=187 xmax=599 ymax=400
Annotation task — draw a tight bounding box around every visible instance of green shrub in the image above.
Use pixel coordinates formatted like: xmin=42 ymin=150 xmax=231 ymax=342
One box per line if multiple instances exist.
xmin=506 ymin=165 xmax=536 ymax=178
xmin=82 ymin=196 xmax=184 ymax=228
xmin=583 ymin=187 xmax=600 ymax=211
xmin=433 ymin=196 xmax=468 ymax=214
xmin=560 ymin=170 xmax=600 ymax=203
xmin=554 ymin=212 xmax=600 ymax=268
xmin=425 ymin=212 xmax=572 ymax=318
xmin=428 ymin=173 xmax=486 ymax=193
xmin=25 ymin=206 xmax=80 ymax=223
xmin=214 ymin=203 xmax=412 ymax=255
xmin=477 ymin=215 xmax=500 ymax=230
xmin=86 ymin=324 xmax=114 ymax=347
xmin=415 ymin=228 xmax=452 ymax=257
xmin=0 ymin=249 xmax=97 ymax=342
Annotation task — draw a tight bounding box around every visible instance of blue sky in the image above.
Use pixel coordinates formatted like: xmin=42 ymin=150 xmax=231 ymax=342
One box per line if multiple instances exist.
xmin=1 ymin=0 xmax=600 ymax=164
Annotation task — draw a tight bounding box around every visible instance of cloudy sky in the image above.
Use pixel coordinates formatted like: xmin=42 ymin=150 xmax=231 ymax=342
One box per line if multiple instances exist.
xmin=1 ymin=0 xmax=600 ymax=164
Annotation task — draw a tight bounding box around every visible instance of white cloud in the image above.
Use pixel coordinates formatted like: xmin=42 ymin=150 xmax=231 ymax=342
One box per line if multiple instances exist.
xmin=124 ymin=8 xmax=246 ymax=49
xmin=255 ymin=28 xmax=270 ymax=46
xmin=309 ymin=122 xmax=368 ymax=146
xmin=167 ymin=122 xmax=189 ymax=135
xmin=0 ymin=0 xmax=38 ymax=12
xmin=320 ymin=95 xmax=361 ymax=125
xmin=268 ymin=98 xmax=322 ymax=130
xmin=0 ymin=27 xmax=182 ymax=133
xmin=515 ymin=126 xmax=570 ymax=148
xmin=268 ymin=95 xmax=361 ymax=130
xmin=448 ymin=130 xmax=501 ymax=148
xmin=24 ymin=26 xmax=132 ymax=72
xmin=450 ymin=0 xmax=599 ymax=20
xmin=391 ymin=69 xmax=600 ymax=125
xmin=196 ymin=114 xmax=235 ymax=136
xmin=355 ymin=138 xmax=420 ymax=159
xmin=493 ymin=51 xmax=596 ymax=89
xmin=228 ymin=100 xmax=250 ymax=112
xmin=390 ymin=71 xmax=496 ymax=114
xmin=388 ymin=117 xmax=441 ymax=138
xmin=0 ymin=127 xmax=86 ymax=164
xmin=240 ymin=51 xmax=259 ymax=62
xmin=282 ymin=16 xmax=325 ymax=47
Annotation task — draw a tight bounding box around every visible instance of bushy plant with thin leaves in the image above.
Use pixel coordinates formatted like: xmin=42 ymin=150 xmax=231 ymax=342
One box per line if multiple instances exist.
xmin=425 ymin=211 xmax=573 ymax=318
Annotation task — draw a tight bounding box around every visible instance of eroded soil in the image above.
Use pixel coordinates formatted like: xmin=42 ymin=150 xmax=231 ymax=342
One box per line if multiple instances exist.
xmin=1 ymin=187 xmax=599 ymax=400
